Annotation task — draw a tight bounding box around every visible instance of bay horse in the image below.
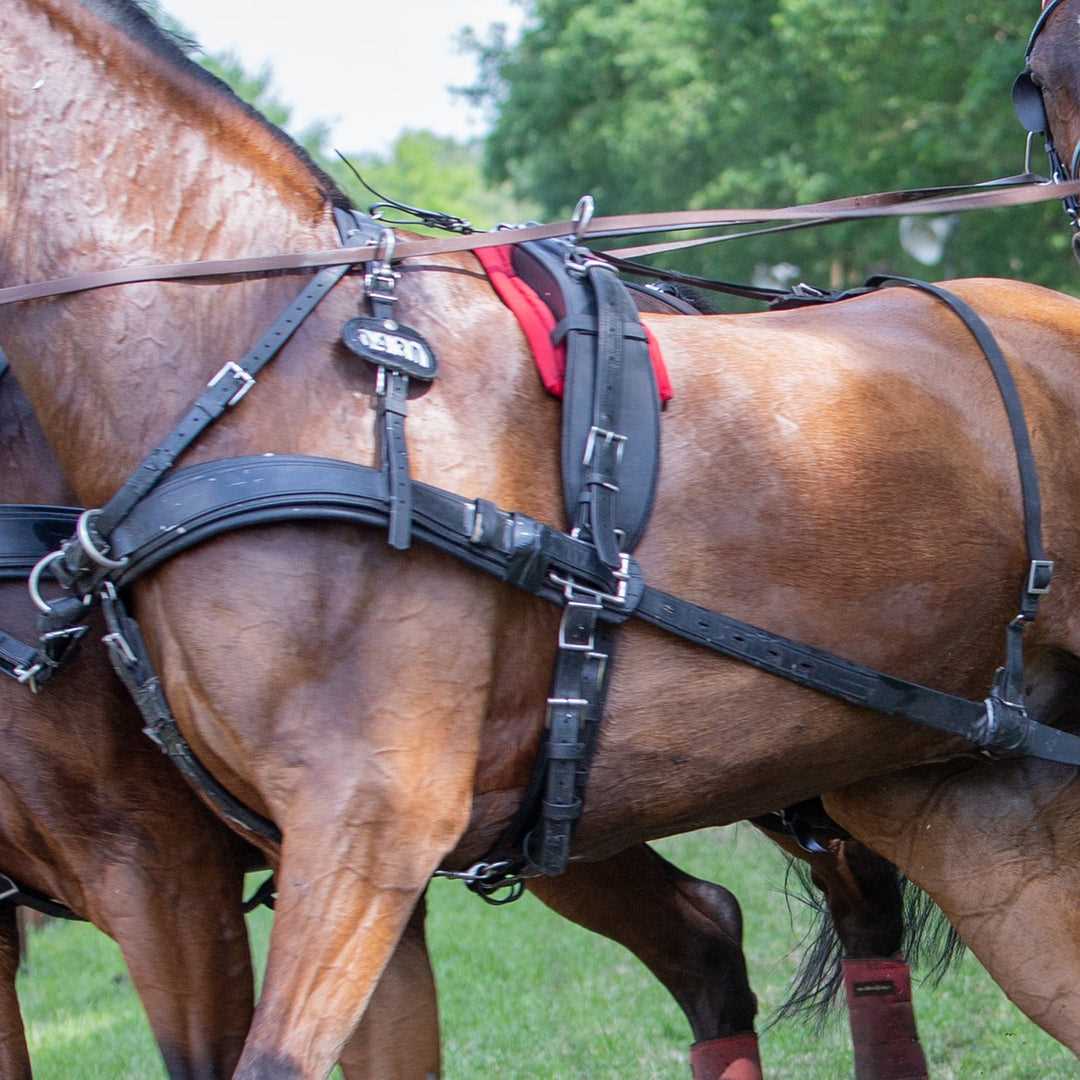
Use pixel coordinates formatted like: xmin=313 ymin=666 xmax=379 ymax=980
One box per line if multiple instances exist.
xmin=0 ymin=363 xmax=256 ymax=1076
xmin=4 ymin=2 xmax=1080 ymax=1077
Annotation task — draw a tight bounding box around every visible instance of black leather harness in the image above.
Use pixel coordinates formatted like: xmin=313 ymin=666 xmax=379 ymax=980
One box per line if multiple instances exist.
xmin=6 ymin=193 xmax=1080 ymax=898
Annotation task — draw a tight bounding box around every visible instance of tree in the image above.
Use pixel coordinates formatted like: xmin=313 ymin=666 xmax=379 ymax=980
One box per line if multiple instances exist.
xmin=465 ymin=1 xmax=1073 ymax=294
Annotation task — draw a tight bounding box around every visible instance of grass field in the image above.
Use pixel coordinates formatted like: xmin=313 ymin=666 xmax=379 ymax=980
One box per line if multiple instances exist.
xmin=16 ymin=826 xmax=1078 ymax=1078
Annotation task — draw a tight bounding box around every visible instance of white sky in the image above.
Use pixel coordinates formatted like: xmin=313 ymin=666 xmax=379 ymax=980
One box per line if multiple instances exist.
xmin=161 ymin=1 xmax=527 ymax=155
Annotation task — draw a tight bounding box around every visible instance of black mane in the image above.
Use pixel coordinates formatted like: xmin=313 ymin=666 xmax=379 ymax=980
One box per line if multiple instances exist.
xmin=78 ymin=0 xmax=349 ymax=208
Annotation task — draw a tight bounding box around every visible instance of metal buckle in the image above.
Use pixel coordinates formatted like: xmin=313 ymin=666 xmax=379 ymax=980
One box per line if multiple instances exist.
xmin=207 ymin=361 xmax=256 ymax=407
xmin=1027 ymin=559 xmax=1054 ymax=595
xmin=548 ymin=552 xmax=632 ymax=610
xmin=582 ymin=425 xmax=628 ymax=468
xmin=41 ymin=625 xmax=89 ymax=643
xmin=76 ymin=508 xmax=128 ymax=570
xmin=102 ymin=630 xmax=138 ymax=667
xmin=13 ymin=663 xmax=42 ymax=693
xmin=558 ymin=600 xmax=601 ymax=651
xmin=571 ymin=195 xmax=595 ymax=241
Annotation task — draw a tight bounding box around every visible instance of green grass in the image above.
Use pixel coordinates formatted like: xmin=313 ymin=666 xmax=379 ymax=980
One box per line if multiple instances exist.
xmin=17 ymin=826 xmax=1078 ymax=1077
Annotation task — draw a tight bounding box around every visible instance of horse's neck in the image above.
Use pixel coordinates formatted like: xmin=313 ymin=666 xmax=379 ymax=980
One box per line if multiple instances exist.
xmin=0 ymin=0 xmax=342 ymax=503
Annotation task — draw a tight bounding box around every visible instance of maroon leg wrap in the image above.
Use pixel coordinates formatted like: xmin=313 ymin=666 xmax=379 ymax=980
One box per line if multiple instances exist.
xmin=843 ymin=958 xmax=929 ymax=1080
xmin=689 ymin=1032 xmax=763 ymax=1080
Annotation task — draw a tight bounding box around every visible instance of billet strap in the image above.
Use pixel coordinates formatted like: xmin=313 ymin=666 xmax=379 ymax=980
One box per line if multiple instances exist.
xmin=5 ymin=179 xmax=1080 ymax=307
xmin=0 ymin=629 xmax=41 ymax=684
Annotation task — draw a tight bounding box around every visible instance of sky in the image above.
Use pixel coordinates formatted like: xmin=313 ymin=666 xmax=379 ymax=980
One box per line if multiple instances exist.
xmin=161 ymin=0 xmax=527 ymax=156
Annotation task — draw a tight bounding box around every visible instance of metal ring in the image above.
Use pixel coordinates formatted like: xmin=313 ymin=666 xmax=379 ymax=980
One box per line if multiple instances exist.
xmin=76 ymin=509 xmax=128 ymax=570
xmin=571 ymin=195 xmax=595 ymax=241
xmin=28 ymin=550 xmax=66 ymax=614
xmin=374 ymin=226 xmax=396 ymax=264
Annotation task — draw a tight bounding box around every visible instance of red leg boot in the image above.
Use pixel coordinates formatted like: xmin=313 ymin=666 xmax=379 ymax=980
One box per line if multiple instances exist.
xmin=689 ymin=1032 xmax=763 ymax=1080
xmin=843 ymin=957 xmax=929 ymax=1080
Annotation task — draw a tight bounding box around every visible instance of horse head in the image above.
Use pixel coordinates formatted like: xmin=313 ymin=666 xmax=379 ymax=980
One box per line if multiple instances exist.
xmin=1014 ymin=0 xmax=1080 ymax=241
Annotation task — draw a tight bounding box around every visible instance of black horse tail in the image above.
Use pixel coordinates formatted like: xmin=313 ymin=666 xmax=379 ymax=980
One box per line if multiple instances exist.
xmin=771 ymin=855 xmax=965 ymax=1029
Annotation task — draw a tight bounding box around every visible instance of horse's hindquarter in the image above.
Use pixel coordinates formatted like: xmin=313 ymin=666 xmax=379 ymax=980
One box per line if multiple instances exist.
xmin=569 ymin=280 xmax=1080 ymax=854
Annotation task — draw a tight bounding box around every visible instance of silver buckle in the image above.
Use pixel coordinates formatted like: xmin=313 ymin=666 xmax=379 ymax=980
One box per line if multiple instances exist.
xmin=76 ymin=508 xmax=128 ymax=570
xmin=558 ymin=599 xmax=601 ymax=651
xmin=13 ymin=663 xmax=42 ymax=693
xmin=1027 ymin=559 xmax=1054 ymax=595
xmin=548 ymin=552 xmax=632 ymax=610
xmin=208 ymin=361 xmax=256 ymax=407
xmin=582 ymin=425 xmax=628 ymax=468
xmin=102 ymin=631 xmax=138 ymax=667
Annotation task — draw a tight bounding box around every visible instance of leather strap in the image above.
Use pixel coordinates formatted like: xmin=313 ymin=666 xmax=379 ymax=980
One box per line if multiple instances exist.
xmin=867 ymin=276 xmax=1051 ymax=616
xmin=5 ymin=180 xmax=1080 ymax=307
xmin=92 ymin=259 xmax=354 ymax=540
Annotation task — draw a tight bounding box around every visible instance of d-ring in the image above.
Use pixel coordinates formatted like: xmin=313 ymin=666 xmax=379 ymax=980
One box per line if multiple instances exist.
xmin=571 ymin=195 xmax=595 ymax=241
xmin=28 ymin=550 xmax=66 ymax=614
xmin=77 ymin=509 xmax=128 ymax=570
xmin=374 ymin=226 xmax=396 ymax=264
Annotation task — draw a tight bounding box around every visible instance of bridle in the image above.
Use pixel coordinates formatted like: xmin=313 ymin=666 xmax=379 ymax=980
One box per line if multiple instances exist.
xmin=1013 ymin=0 xmax=1080 ymax=241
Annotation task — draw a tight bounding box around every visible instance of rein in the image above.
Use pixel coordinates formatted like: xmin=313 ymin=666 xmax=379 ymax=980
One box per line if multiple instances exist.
xmin=2 ymin=178 xmax=1079 ymax=308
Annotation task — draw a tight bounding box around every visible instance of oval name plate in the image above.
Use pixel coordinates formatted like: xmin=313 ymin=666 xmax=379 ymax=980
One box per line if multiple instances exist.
xmin=341 ymin=317 xmax=438 ymax=381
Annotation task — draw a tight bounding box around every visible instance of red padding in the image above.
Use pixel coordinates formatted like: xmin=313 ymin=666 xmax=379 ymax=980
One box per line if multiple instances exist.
xmin=843 ymin=958 xmax=929 ymax=1080
xmin=474 ymin=245 xmax=673 ymax=403
xmin=690 ymin=1033 xmax=763 ymax=1080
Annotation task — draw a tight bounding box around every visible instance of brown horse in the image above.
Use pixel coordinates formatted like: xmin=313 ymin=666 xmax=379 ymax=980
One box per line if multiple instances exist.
xmin=0 ymin=365 xmax=256 ymax=1076
xmin=4 ymin=2 xmax=1080 ymax=1077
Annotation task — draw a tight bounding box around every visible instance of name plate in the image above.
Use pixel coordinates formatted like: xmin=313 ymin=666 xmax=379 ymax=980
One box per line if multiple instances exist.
xmin=342 ymin=317 xmax=438 ymax=381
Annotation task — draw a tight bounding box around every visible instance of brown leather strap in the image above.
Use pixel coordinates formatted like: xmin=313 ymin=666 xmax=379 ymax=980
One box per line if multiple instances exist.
xmin=3 ymin=178 xmax=1078 ymax=307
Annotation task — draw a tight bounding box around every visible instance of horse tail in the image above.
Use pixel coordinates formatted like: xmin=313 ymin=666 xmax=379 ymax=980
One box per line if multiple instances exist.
xmin=770 ymin=856 xmax=965 ymax=1029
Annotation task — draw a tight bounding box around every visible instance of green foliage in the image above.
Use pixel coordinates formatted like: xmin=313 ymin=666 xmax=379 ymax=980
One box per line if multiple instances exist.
xmin=466 ymin=0 xmax=1074 ymax=293
xmin=154 ymin=2 xmax=534 ymax=231
xmin=329 ymin=132 xmax=540 ymax=234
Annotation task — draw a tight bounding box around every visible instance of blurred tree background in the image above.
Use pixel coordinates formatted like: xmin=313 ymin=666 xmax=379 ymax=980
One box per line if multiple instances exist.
xmin=158 ymin=0 xmax=1075 ymax=298
xmin=462 ymin=0 xmax=1075 ymax=295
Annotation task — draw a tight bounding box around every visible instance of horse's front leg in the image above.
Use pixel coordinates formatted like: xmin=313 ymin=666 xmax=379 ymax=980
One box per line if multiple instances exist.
xmin=528 ymin=844 xmax=761 ymax=1080
xmin=0 ymin=905 xmax=29 ymax=1079
xmin=232 ymin=758 xmax=472 ymax=1080
xmin=337 ymin=894 xmax=440 ymax=1080
xmin=90 ymin=842 xmax=254 ymax=1079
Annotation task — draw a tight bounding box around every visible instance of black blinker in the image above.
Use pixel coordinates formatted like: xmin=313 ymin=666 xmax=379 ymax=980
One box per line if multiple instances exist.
xmin=1012 ymin=70 xmax=1049 ymax=134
